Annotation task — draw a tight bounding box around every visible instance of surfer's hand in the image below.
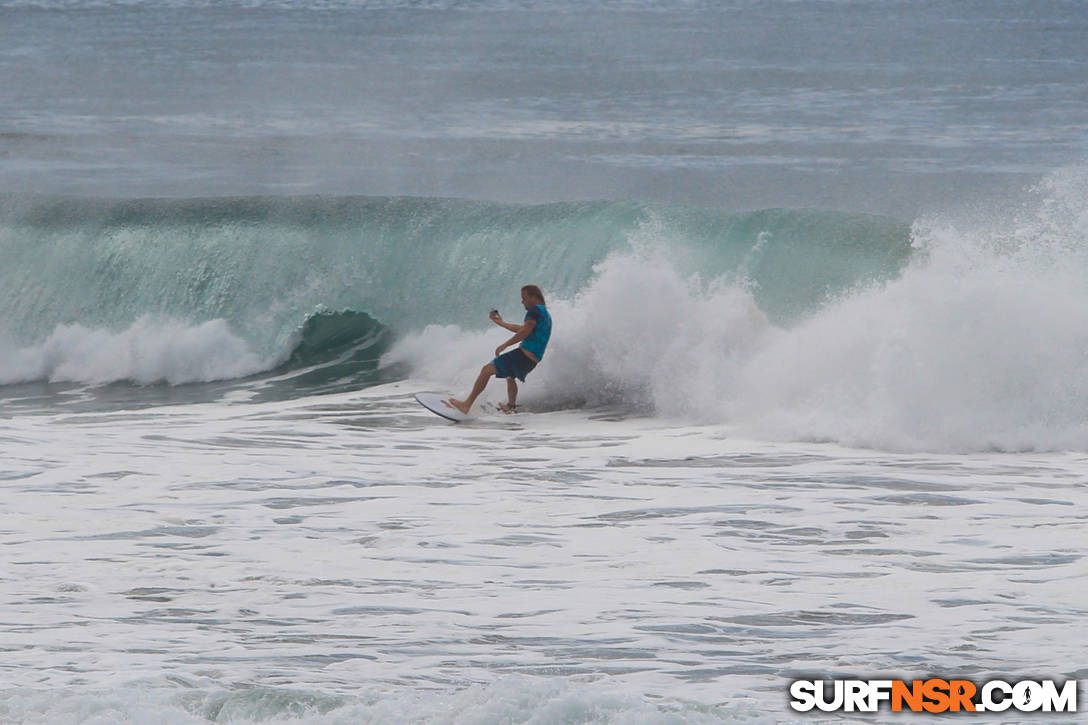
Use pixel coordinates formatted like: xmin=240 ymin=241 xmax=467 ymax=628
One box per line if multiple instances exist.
xmin=490 ymin=311 xmax=502 ymax=323
xmin=495 ymin=344 xmax=506 ymax=356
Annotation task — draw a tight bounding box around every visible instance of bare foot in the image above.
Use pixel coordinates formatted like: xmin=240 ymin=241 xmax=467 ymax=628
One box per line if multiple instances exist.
xmin=445 ymin=398 xmax=471 ymax=414
xmin=498 ymin=402 xmax=517 ymax=413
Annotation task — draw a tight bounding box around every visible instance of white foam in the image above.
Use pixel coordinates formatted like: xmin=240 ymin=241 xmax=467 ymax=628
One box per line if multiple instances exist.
xmin=3 ymin=381 xmax=1085 ymax=722
xmin=0 ymin=316 xmax=276 ymax=386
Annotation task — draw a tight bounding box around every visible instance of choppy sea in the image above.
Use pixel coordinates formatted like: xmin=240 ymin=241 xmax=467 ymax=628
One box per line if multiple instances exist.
xmin=1 ymin=1 xmax=1087 ymax=723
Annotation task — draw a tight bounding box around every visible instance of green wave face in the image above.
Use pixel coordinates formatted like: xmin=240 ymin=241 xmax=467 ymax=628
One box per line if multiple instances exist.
xmin=0 ymin=194 xmax=911 ymax=370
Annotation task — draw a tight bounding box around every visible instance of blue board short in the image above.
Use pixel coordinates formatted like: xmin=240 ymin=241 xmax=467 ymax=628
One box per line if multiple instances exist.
xmin=492 ymin=348 xmax=537 ymax=382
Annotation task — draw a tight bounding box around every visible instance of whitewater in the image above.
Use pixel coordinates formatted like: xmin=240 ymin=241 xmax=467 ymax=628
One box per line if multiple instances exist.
xmin=2 ymin=1 xmax=1088 ymax=723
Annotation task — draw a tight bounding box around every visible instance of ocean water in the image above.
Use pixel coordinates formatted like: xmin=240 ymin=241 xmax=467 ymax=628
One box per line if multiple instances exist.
xmin=2 ymin=1 xmax=1088 ymax=723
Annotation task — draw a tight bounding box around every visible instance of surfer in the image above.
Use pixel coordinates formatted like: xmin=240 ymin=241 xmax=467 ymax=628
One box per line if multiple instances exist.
xmin=446 ymin=285 xmax=552 ymax=415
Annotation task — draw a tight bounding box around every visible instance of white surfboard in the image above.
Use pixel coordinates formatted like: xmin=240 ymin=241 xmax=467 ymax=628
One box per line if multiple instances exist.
xmin=414 ymin=392 xmax=472 ymax=422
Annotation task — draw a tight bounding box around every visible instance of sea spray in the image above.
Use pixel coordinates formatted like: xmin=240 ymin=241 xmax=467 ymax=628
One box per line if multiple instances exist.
xmin=721 ymin=168 xmax=1088 ymax=451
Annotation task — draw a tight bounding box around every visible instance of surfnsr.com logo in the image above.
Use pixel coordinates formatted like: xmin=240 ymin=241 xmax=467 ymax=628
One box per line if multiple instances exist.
xmin=789 ymin=679 xmax=1079 ymax=713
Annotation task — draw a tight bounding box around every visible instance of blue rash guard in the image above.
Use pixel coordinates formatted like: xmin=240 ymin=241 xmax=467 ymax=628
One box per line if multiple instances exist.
xmin=520 ymin=304 xmax=551 ymax=360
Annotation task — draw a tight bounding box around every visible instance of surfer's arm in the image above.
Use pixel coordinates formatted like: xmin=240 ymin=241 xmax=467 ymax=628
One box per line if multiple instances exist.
xmin=496 ymin=319 xmax=536 ymax=355
xmin=490 ymin=311 xmax=522 ymax=332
